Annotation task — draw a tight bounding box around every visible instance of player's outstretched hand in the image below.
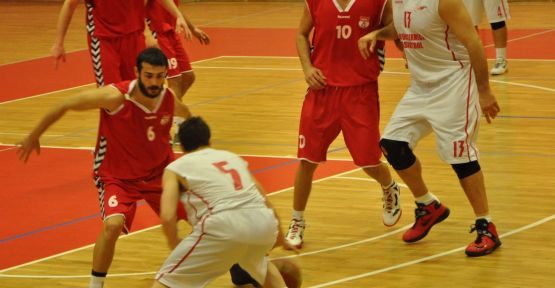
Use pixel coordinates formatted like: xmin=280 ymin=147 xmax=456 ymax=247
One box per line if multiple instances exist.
xmin=16 ymin=135 xmax=41 ymax=163
xmin=358 ymin=31 xmax=379 ymax=59
xmin=479 ymin=90 xmax=500 ymax=123
xmin=192 ymin=27 xmax=210 ymax=45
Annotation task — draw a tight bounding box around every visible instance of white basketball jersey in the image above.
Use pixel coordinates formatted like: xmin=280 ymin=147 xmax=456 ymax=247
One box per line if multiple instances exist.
xmin=165 ymin=148 xmax=267 ymax=226
xmin=393 ymin=0 xmax=470 ymax=84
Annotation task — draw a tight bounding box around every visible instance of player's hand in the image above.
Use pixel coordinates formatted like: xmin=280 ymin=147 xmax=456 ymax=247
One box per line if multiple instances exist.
xmin=479 ymin=89 xmax=500 ymax=124
xmin=358 ymin=31 xmax=379 ymax=59
xmin=304 ymin=66 xmax=327 ymax=90
xmin=145 ymin=33 xmax=159 ymax=48
xmin=192 ymin=27 xmax=210 ymax=45
xmin=50 ymin=44 xmax=66 ymax=69
xmin=167 ymin=236 xmax=182 ymax=250
xmin=175 ymin=17 xmax=192 ymax=41
xmin=16 ymin=135 xmax=41 ymax=163
xmin=275 ymin=235 xmax=300 ymax=254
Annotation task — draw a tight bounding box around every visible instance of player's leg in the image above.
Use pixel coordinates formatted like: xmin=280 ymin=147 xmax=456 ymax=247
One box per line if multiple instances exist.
xmin=380 ymin=89 xmax=449 ymax=242
xmin=287 ymin=88 xmax=341 ymax=248
xmin=90 ymin=179 xmax=139 ymax=288
xmin=485 ymin=0 xmax=511 ymax=75
xmin=340 ymin=83 xmax=401 ymax=226
xmin=119 ymin=31 xmax=146 ymax=82
xmin=87 ymin=35 xmax=122 ymax=87
xmin=431 ymin=70 xmax=501 ymax=256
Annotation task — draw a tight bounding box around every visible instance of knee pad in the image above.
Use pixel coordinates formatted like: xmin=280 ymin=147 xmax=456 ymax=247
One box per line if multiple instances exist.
xmin=379 ymin=139 xmax=416 ymax=170
xmin=451 ymin=161 xmax=481 ymax=179
xmin=230 ymin=264 xmax=260 ymax=287
xmin=490 ymin=21 xmax=506 ymax=30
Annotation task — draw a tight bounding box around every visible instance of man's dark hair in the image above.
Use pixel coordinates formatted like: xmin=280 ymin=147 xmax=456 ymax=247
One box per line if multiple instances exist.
xmin=178 ymin=117 xmax=211 ymax=152
xmin=136 ymin=47 xmax=168 ymax=72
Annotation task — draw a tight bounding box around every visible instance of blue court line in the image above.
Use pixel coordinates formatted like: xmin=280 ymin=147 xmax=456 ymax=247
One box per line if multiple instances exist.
xmin=0 ymin=157 xmax=302 ymax=245
xmin=497 ymin=115 xmax=555 ymax=120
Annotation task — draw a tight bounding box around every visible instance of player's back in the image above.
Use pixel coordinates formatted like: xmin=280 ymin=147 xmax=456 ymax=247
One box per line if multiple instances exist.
xmin=166 ymin=148 xmax=267 ymax=226
xmin=393 ymin=0 xmax=470 ymax=84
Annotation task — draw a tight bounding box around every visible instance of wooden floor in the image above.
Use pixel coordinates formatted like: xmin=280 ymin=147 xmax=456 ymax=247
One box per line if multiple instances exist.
xmin=1 ymin=1 xmax=555 ymax=287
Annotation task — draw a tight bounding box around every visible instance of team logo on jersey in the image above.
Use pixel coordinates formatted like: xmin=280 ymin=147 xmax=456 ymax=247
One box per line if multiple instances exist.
xmin=160 ymin=115 xmax=171 ymax=126
xmin=359 ymin=17 xmax=370 ymax=29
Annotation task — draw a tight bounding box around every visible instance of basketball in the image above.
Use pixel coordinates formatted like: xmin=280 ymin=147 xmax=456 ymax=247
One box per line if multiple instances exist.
xmin=275 ymin=259 xmax=302 ymax=288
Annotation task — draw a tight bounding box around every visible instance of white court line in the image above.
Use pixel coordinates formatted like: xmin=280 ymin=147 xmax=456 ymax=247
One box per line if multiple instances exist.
xmin=0 ymin=56 xmax=224 ymax=106
xmin=483 ymin=29 xmax=555 ymax=49
xmin=335 ymin=176 xmax=409 ymax=189
xmin=308 ymin=214 xmax=555 ymax=288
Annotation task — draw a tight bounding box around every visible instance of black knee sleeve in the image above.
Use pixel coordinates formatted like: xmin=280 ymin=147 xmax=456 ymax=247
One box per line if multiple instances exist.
xmin=490 ymin=21 xmax=506 ymax=30
xmin=230 ymin=264 xmax=260 ymax=287
xmin=451 ymin=161 xmax=481 ymax=179
xmin=380 ymin=139 xmax=416 ymax=170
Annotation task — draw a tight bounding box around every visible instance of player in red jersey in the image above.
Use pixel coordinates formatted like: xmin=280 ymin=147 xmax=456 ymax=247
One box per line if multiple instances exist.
xmin=51 ymin=0 xmax=190 ymax=86
xmin=146 ymin=0 xmax=210 ymax=129
xmin=285 ymin=0 xmax=402 ymax=249
xmin=17 ymin=48 xmax=191 ymax=288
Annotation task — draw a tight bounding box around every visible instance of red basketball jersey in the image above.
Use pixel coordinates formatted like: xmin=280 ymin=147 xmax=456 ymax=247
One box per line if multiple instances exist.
xmin=146 ymin=0 xmax=177 ymax=33
xmin=93 ymin=80 xmax=175 ymax=180
xmin=307 ymin=0 xmax=387 ymax=86
xmin=85 ymin=0 xmax=145 ymax=38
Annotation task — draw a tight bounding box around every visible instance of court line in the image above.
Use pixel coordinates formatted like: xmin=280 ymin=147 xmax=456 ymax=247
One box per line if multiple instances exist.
xmin=0 ymin=152 xmax=308 ymax=245
xmin=0 ymin=56 xmax=224 ymax=105
xmin=483 ymin=29 xmax=555 ymax=49
xmin=307 ymin=214 xmax=555 ymax=288
xmin=0 ymin=166 xmax=362 ymax=275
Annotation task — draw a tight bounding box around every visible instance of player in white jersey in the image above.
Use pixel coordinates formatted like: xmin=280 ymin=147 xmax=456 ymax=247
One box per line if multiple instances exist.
xmin=152 ymin=117 xmax=301 ymax=288
xmin=358 ymin=0 xmax=501 ymax=257
xmin=463 ymin=0 xmax=511 ymax=75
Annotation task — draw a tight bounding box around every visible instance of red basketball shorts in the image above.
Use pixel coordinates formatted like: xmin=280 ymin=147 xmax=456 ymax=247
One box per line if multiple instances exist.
xmin=297 ymin=82 xmax=383 ymax=167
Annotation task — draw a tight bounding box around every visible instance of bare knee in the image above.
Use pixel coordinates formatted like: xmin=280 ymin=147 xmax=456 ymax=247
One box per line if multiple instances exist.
xmin=102 ymin=216 xmax=125 ymax=239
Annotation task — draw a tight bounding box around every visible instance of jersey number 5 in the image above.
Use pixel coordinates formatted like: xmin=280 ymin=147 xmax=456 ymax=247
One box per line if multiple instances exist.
xmin=213 ymin=161 xmax=244 ymax=190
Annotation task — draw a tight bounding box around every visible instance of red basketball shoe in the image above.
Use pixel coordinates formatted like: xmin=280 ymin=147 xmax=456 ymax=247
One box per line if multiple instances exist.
xmin=403 ymin=201 xmax=450 ymax=243
xmin=465 ymin=219 xmax=502 ymax=257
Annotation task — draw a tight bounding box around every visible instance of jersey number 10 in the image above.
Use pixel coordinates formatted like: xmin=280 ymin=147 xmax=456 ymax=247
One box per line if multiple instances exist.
xmin=336 ymin=25 xmax=352 ymax=39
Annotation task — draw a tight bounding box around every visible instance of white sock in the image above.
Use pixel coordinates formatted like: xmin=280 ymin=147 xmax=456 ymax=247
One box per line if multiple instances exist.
xmin=496 ymin=48 xmax=506 ymax=60
xmin=381 ymin=180 xmax=395 ymax=190
xmin=89 ymin=275 xmax=106 ymax=288
xmin=476 ymin=215 xmax=492 ymax=222
xmin=173 ymin=116 xmax=185 ymax=126
xmin=415 ymin=192 xmax=439 ymax=205
xmin=292 ymin=210 xmax=304 ymax=220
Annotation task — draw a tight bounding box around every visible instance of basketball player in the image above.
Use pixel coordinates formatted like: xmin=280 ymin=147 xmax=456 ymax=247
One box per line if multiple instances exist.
xmin=285 ymin=0 xmax=402 ymax=249
xmin=152 ymin=117 xmax=301 ymax=288
xmin=359 ymin=0 xmax=502 ymax=256
xmin=146 ymin=0 xmax=210 ymax=132
xmin=51 ymin=0 xmax=189 ymax=86
xmin=464 ymin=0 xmax=511 ymax=75
xmin=17 ymin=48 xmax=191 ymax=287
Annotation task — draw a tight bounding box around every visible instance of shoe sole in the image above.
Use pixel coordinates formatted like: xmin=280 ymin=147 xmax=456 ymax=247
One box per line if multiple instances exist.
xmin=383 ymin=209 xmax=402 ymax=227
xmin=403 ymin=207 xmax=450 ymax=243
xmin=465 ymin=240 xmax=502 ymax=257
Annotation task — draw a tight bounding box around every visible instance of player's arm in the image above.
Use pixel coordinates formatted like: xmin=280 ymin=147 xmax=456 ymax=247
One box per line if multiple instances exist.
xmin=171 ymin=90 xmax=192 ymax=120
xmin=296 ymin=4 xmax=326 ymax=90
xmin=16 ymin=86 xmax=124 ymax=163
xmin=439 ymin=0 xmax=500 ymax=123
xmin=250 ymin=175 xmax=299 ymax=253
xmin=160 ymin=169 xmax=185 ymax=249
xmin=359 ymin=1 xmax=398 ymax=59
xmin=51 ymin=0 xmax=80 ymax=68
xmin=157 ymin=0 xmax=192 ymax=40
